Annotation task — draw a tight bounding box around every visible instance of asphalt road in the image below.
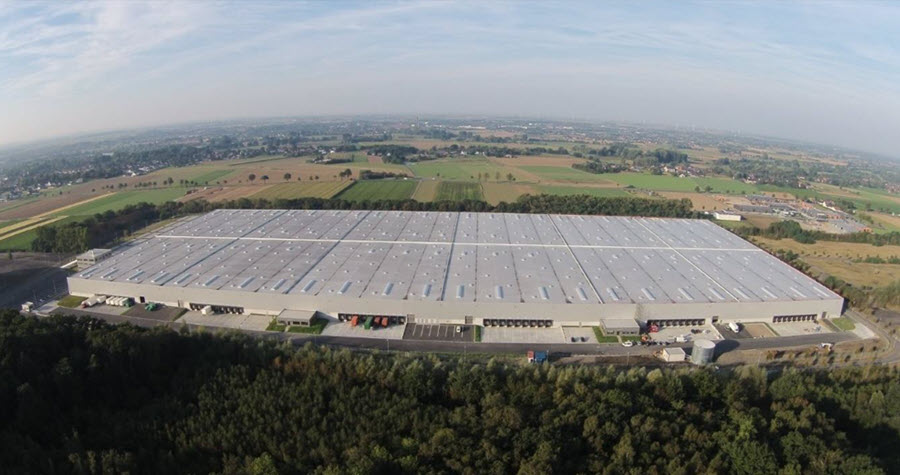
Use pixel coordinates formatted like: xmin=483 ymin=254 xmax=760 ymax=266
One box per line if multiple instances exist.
xmin=46 ymin=307 xmax=864 ymax=358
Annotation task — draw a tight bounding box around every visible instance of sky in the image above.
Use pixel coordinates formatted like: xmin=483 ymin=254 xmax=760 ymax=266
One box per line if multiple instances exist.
xmin=1 ymin=1 xmax=899 ymax=155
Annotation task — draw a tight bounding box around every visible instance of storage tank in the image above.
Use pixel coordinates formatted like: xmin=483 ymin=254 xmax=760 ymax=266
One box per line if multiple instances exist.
xmin=691 ymin=339 xmax=716 ymax=365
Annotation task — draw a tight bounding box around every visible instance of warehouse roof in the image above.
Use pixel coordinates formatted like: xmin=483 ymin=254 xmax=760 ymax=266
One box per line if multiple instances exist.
xmin=73 ymin=209 xmax=841 ymax=305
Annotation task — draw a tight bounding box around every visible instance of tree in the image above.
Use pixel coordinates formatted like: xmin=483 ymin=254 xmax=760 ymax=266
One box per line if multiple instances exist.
xmin=506 ymin=173 xmax=514 ymax=181
xmin=261 ymin=175 xmax=269 ymax=184
xmin=283 ymin=173 xmax=291 ymax=182
xmin=248 ymin=174 xmax=256 ymax=183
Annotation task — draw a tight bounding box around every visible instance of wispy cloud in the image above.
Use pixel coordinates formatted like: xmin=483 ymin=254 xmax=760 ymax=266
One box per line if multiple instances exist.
xmin=0 ymin=1 xmax=898 ymax=154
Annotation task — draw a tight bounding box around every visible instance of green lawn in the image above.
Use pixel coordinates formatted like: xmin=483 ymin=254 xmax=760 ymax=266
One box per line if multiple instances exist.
xmin=334 ymin=180 xmax=417 ymax=201
xmin=435 ymin=182 xmax=483 ymax=201
xmin=266 ymin=319 xmax=286 ymax=332
xmin=286 ymin=317 xmax=328 ymax=334
xmin=537 ymin=185 xmax=631 ymax=198
xmin=52 ymin=188 xmax=189 ymax=217
xmin=57 ymin=295 xmax=87 ymax=308
xmin=831 ymin=317 xmax=856 ymax=332
xmin=592 ymin=327 xmax=620 ymax=343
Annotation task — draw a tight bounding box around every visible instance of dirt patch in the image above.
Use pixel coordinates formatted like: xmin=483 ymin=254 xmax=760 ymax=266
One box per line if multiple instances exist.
xmin=658 ymin=192 xmax=730 ymax=211
xmin=482 ymin=183 xmax=537 ymax=204
xmin=412 ymin=180 xmax=440 ymax=201
xmin=367 ymin=155 xmax=384 ymax=164
xmin=745 ymin=323 xmax=776 ymax=338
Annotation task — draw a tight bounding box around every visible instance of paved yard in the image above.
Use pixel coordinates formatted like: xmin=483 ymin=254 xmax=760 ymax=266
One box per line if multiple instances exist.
xmin=79 ymin=303 xmax=128 ymax=316
xmin=745 ymin=322 xmax=777 ymax=338
xmin=561 ymin=327 xmax=597 ymax=343
xmin=322 ymin=321 xmax=406 ymax=339
xmin=481 ymin=327 xmax=564 ymax=344
xmin=178 ymin=312 xmax=271 ymax=332
xmin=124 ymin=304 xmax=183 ymax=322
xmin=770 ymin=320 xmax=831 ymax=337
xmin=404 ymin=323 xmax=474 ymax=342
xmin=652 ymin=324 xmax=721 ymax=342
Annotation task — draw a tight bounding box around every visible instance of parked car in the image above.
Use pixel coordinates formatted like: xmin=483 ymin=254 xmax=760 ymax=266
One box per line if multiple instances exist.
xmin=621 ymin=341 xmax=634 ymax=348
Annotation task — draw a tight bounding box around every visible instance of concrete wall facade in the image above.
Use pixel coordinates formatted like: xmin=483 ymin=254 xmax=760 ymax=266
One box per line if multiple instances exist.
xmin=68 ymin=277 xmax=845 ymax=327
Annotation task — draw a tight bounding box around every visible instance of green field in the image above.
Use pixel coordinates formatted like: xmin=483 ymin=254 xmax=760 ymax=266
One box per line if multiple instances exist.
xmin=334 ymin=180 xmax=417 ymax=201
xmin=518 ymin=166 xmax=616 ymax=183
xmin=52 ymin=188 xmax=190 ymax=217
xmin=435 ymin=182 xmax=483 ymax=201
xmin=250 ymin=181 xmax=351 ymax=200
xmin=600 ymin=173 xmax=759 ymax=193
xmin=189 ymin=169 xmax=233 ymax=184
xmin=0 ymin=216 xmax=84 ymax=251
xmin=410 ymin=159 xmax=522 ymax=181
xmin=537 ymin=185 xmax=631 ymax=198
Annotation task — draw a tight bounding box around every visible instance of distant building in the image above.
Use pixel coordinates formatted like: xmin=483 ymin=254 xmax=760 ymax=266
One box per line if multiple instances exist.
xmin=713 ymin=212 xmax=743 ymax=222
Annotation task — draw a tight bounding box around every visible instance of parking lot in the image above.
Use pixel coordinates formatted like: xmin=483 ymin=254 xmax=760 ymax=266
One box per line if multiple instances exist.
xmin=322 ymin=321 xmax=406 ymax=339
xmin=404 ymin=323 xmax=474 ymax=342
xmin=178 ymin=312 xmax=271 ymax=332
xmin=769 ymin=320 xmax=830 ymax=337
xmin=124 ymin=304 xmax=184 ymax=323
xmin=481 ymin=327 xmax=564 ymax=344
xmin=650 ymin=324 xmax=722 ymax=342
xmin=561 ymin=327 xmax=597 ymax=344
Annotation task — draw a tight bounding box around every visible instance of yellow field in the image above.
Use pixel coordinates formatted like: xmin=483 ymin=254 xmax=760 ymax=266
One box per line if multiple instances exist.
xmin=0 ymin=215 xmax=68 ymax=240
xmin=658 ymin=191 xmax=728 ymax=211
xmin=867 ymin=212 xmax=900 ymax=233
xmin=482 ymin=183 xmax=537 ymax=204
xmin=753 ymin=237 xmax=900 ymax=260
xmin=412 ymin=180 xmax=440 ymax=201
xmin=249 ymin=181 xmax=351 ymax=200
xmin=753 ymin=236 xmax=900 ymax=287
xmin=803 ymin=259 xmax=900 ymax=287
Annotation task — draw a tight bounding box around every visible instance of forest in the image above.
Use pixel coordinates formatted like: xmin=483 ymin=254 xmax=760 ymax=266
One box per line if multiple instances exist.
xmin=0 ymin=311 xmax=897 ymax=474
xmin=29 ymin=194 xmax=698 ymax=253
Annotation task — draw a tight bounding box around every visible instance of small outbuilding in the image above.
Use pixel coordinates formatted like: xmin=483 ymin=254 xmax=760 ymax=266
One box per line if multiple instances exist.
xmin=276 ymin=309 xmax=317 ymax=327
xmin=76 ymin=249 xmax=111 ymax=268
xmin=601 ymin=318 xmax=641 ymax=336
xmin=660 ymin=347 xmax=686 ymax=362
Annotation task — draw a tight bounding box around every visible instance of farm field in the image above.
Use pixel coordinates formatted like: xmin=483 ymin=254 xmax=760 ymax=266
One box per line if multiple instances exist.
xmin=189 ymin=168 xmax=234 ymax=184
xmin=0 ymin=216 xmax=84 ymax=251
xmin=752 ymin=237 xmax=900 ymax=287
xmin=517 ymin=166 xmax=618 ymax=184
xmin=482 ymin=183 xmax=537 ymax=204
xmin=810 ymin=183 xmax=900 ymax=214
xmin=52 ymin=188 xmax=189 ymax=216
xmin=537 ymin=185 xmax=630 ymax=198
xmin=334 ymin=180 xmax=417 ymax=201
xmin=434 ymin=182 xmax=483 ymax=201
xmin=752 ymin=237 xmax=900 ymax=260
xmin=249 ymin=181 xmax=351 ymax=200
xmin=599 ymin=173 xmax=759 ymax=194
xmin=410 ymin=158 xmax=526 ymax=182
xmin=866 ymin=212 xmax=900 ymax=233
xmin=412 ymin=180 xmax=440 ymax=202
xmin=180 ymin=185 xmax=266 ymax=203
xmin=657 ymin=191 xmax=729 ymax=211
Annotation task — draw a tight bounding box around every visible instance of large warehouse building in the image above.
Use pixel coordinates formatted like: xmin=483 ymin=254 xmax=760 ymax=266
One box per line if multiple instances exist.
xmin=67 ymin=209 xmax=844 ymax=329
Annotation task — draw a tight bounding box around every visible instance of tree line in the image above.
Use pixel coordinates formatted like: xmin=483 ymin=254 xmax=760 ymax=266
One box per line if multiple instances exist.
xmin=735 ymin=219 xmax=900 ymax=247
xmin=0 ymin=311 xmax=896 ymax=473
xmin=28 ymin=195 xmax=698 ymax=253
